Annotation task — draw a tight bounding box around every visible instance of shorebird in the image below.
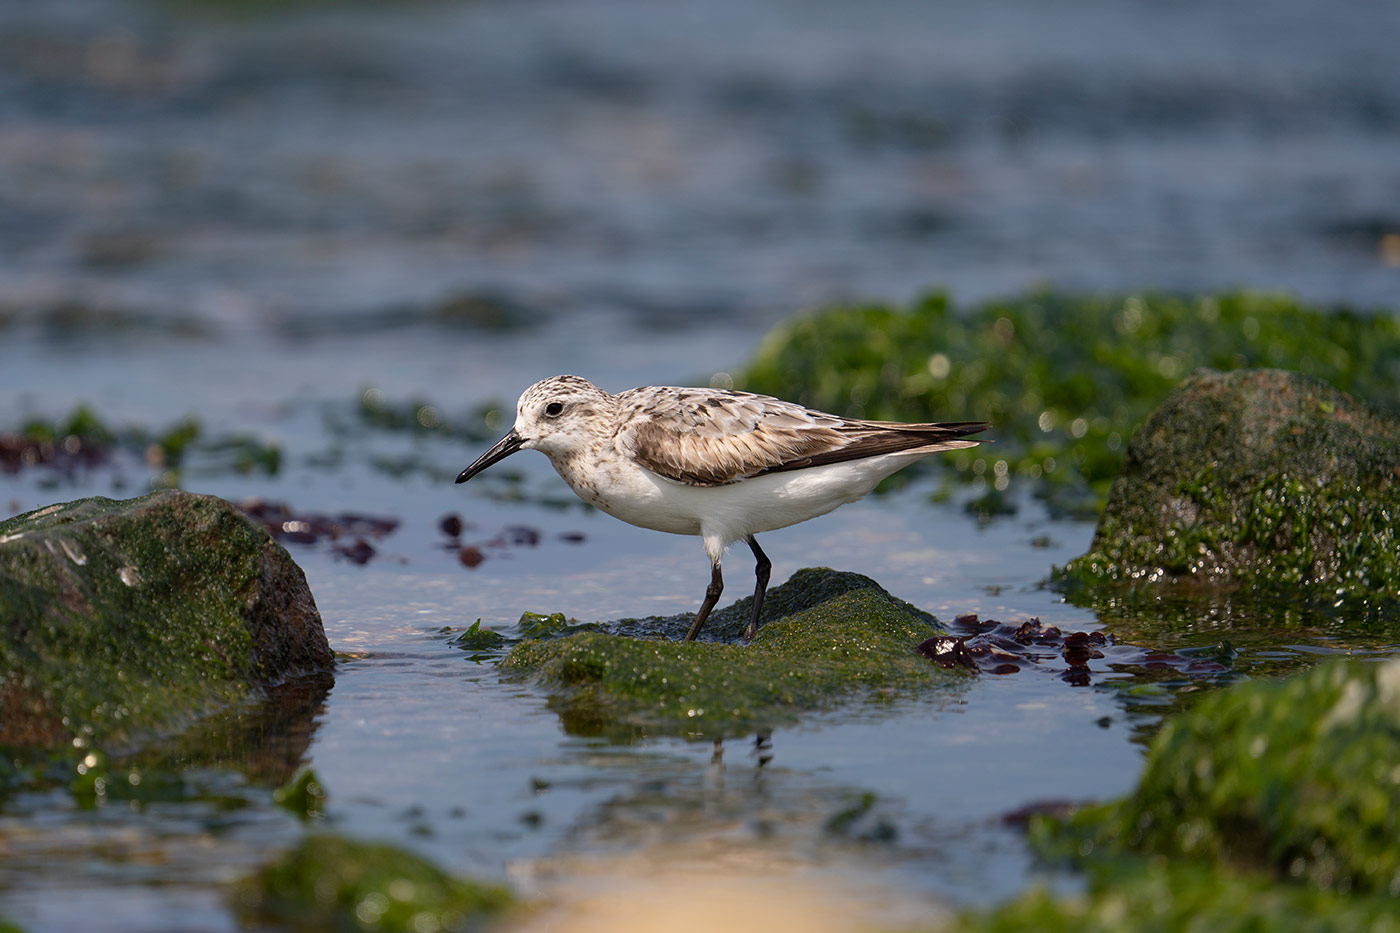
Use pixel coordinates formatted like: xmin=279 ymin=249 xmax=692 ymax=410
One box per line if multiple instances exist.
xmin=456 ymin=375 xmax=989 ymax=641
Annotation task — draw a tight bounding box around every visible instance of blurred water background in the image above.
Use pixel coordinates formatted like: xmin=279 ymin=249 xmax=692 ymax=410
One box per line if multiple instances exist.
xmin=1 ymin=0 xmax=1398 ymax=929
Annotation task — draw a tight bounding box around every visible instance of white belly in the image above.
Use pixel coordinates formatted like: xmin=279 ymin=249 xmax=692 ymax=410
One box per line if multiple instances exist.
xmin=553 ymin=450 xmax=929 ymax=556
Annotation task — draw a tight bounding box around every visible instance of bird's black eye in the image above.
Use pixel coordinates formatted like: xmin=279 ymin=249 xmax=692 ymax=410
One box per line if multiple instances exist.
xmin=544 ymin=402 xmax=564 ymax=416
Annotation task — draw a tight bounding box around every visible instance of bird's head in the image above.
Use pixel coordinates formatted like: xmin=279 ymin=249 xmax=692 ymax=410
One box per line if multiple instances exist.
xmin=456 ymin=375 xmax=613 ymax=483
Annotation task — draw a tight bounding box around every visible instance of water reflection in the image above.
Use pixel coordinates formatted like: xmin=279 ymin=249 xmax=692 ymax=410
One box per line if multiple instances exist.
xmin=0 ymin=675 xmax=332 ymax=928
xmin=164 ymin=672 xmax=334 ymax=786
xmin=1075 ymin=585 xmax=1400 ymax=660
xmin=1068 ymin=587 xmax=1400 ymax=746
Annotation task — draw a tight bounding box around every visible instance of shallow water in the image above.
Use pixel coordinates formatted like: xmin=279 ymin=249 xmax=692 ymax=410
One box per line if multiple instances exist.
xmin=3 ymin=0 xmax=1400 ymax=929
xmin=3 ymin=451 xmax=1393 ymax=930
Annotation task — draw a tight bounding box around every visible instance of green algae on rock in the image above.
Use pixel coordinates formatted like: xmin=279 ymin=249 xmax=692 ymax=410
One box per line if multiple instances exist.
xmin=1056 ymin=369 xmax=1400 ymax=602
xmin=944 ymin=861 xmax=1400 ymax=933
xmin=274 ymin=767 xmax=329 ymax=822
xmin=1038 ymin=658 xmax=1400 ymax=894
xmin=738 ymin=291 xmax=1400 ymax=513
xmin=500 ymin=568 xmax=964 ymax=739
xmin=0 ymin=490 xmax=333 ymax=751
xmin=944 ymin=658 xmax=1400 ymax=930
xmin=233 ymin=834 xmax=515 ymax=933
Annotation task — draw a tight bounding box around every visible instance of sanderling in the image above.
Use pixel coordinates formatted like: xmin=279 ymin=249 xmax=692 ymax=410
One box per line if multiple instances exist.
xmin=456 ymin=375 xmax=989 ymax=641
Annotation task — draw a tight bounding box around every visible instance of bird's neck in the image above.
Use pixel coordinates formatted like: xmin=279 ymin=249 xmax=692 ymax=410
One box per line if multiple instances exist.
xmin=545 ymin=440 xmax=620 ymax=508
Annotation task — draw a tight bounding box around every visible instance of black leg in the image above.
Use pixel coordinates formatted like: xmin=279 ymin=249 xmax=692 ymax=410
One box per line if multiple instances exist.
xmin=743 ymin=535 xmax=771 ymax=641
xmin=685 ymin=562 xmax=724 ymax=641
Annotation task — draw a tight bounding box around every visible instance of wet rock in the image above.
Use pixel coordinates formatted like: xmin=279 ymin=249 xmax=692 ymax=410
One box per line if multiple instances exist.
xmin=517 ymin=611 xmax=578 ymax=639
xmin=0 ymin=490 xmax=333 ymax=749
xmin=502 ymin=525 xmax=540 ymax=547
xmin=447 ymin=621 xmax=508 ymax=654
xmin=500 ymin=568 xmax=966 ymax=739
xmin=233 ymin=834 xmax=514 ymax=933
xmin=917 ymin=614 xmax=1226 ymax=688
xmin=333 ymin=538 xmax=376 ymax=565
xmin=915 ymin=635 xmax=978 ymax=670
xmin=1058 ymin=368 xmax=1400 ymax=600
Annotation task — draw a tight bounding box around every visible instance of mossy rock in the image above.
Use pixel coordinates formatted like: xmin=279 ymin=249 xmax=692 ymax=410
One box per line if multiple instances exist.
xmin=233 ymin=834 xmax=514 ymax=933
xmin=500 ymin=568 xmax=963 ymax=739
xmin=1057 ymin=369 xmax=1400 ymax=603
xmin=945 ymin=860 xmax=1400 ymax=933
xmin=1039 ymin=657 xmax=1400 ymax=895
xmin=0 ymin=490 xmax=332 ymax=751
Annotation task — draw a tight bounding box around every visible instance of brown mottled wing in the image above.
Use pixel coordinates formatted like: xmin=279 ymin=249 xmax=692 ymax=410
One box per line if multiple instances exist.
xmin=754 ymin=420 xmax=990 ymax=475
xmin=615 ymin=387 xmax=987 ymax=487
xmin=616 ymin=387 xmax=847 ymax=486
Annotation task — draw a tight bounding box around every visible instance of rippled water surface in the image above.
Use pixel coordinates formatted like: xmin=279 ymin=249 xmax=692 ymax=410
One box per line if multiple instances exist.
xmin=3 ymin=0 xmax=1399 ymax=928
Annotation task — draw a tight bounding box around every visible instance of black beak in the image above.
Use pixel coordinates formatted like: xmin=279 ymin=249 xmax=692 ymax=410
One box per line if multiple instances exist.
xmin=455 ymin=430 xmax=525 ymax=483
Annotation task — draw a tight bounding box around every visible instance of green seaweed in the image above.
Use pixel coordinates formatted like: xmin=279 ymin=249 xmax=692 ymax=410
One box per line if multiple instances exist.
xmin=500 ymin=568 xmax=963 ymax=739
xmin=274 ymin=767 xmax=329 ymax=822
xmin=448 ymin=621 xmax=509 ymax=652
xmin=348 ymin=387 xmax=501 ymax=444
xmin=947 ymin=861 xmax=1400 ymax=933
xmin=739 ymin=290 xmax=1400 ymax=513
xmin=823 ymin=791 xmax=898 ymax=843
xmin=6 ymin=406 xmax=281 ymax=484
xmin=233 ymin=835 xmax=514 ymax=933
xmin=516 ymin=611 xmax=580 ymax=639
xmin=19 ymin=404 xmax=114 ymax=447
xmin=446 ymin=621 xmax=512 ymax=664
